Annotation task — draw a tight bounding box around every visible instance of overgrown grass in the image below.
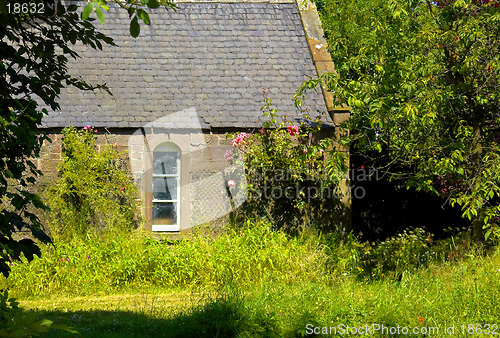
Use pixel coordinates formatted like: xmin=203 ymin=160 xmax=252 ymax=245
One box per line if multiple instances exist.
xmin=2 ymin=220 xmax=329 ymax=298
xmin=18 ymin=251 xmax=500 ymax=336
xmin=4 ymin=221 xmax=500 ymax=336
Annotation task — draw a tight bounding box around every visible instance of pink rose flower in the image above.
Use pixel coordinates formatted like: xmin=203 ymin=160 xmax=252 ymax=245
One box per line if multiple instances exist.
xmin=232 ymin=132 xmax=247 ymax=147
xmin=224 ymin=150 xmax=233 ymax=161
xmin=227 ymin=179 xmax=235 ymax=187
xmin=287 ymin=125 xmax=299 ymax=136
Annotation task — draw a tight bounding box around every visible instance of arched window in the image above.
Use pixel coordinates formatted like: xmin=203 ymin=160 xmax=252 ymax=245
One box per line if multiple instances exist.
xmin=152 ymin=143 xmax=181 ymax=231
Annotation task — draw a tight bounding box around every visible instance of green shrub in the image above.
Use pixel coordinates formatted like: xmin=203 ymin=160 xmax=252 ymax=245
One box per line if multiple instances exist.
xmin=366 ymin=228 xmax=435 ymax=279
xmin=321 ymin=228 xmax=485 ymax=280
xmin=43 ymin=126 xmax=140 ymax=238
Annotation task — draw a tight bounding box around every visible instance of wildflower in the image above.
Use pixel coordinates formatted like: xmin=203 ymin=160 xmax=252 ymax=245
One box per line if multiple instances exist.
xmin=417 ymin=316 xmax=424 ymax=323
xmin=227 ymin=179 xmax=235 ymax=187
xmin=61 ymin=258 xmax=65 ymax=262
xmin=83 ymin=125 xmax=91 ymax=131
xmin=87 ymin=255 xmax=91 ymax=259
xmin=318 ymin=149 xmax=325 ymax=155
xmin=224 ymin=150 xmax=233 ymax=161
xmin=287 ymin=125 xmax=299 ymax=136
xmin=120 ymin=187 xmax=124 ymax=191
xmin=303 ymin=148 xmax=307 ymax=154
xmin=113 ymin=143 xmax=118 ymax=147
xmin=66 ymin=258 xmax=70 ymax=262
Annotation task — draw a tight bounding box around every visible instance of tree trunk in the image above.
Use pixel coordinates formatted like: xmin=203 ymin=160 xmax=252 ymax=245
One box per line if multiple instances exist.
xmin=470 ymin=121 xmax=485 ymax=245
xmin=472 ymin=212 xmax=485 ymax=245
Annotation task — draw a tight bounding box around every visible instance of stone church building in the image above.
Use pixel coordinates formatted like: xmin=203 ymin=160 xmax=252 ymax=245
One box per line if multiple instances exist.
xmin=36 ymin=0 xmax=349 ymax=233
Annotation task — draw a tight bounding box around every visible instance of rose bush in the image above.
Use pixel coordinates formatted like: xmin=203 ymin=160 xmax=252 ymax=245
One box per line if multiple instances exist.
xmin=227 ymin=88 xmax=348 ymax=233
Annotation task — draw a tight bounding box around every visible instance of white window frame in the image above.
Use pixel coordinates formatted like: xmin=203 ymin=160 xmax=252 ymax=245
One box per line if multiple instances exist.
xmin=152 ymin=143 xmax=181 ymax=232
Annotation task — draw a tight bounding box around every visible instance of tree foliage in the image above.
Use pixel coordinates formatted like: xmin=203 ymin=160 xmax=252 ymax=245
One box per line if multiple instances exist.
xmin=0 ymin=0 xmax=173 ymax=277
xmin=300 ymin=0 xmax=500 ymax=241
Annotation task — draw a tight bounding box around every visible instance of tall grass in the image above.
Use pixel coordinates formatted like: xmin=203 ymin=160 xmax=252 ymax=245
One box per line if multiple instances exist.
xmin=2 ymin=220 xmax=329 ymax=298
xmin=150 ymin=250 xmax=500 ymax=337
xmin=5 ymin=221 xmax=500 ymax=336
xmin=19 ymin=250 xmax=500 ymax=337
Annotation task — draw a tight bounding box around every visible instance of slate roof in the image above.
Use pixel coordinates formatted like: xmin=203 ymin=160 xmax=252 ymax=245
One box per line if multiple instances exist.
xmin=40 ymin=1 xmax=332 ymax=130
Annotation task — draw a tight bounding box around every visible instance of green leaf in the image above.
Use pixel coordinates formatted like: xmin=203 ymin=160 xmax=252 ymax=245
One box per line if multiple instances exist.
xmin=137 ymin=8 xmax=150 ymax=25
xmin=147 ymin=0 xmax=160 ymax=8
xmin=36 ymin=319 xmax=53 ymax=327
xmin=81 ymin=2 xmax=94 ymax=21
xmin=130 ymin=15 xmax=140 ymax=37
xmin=96 ymin=6 xmax=105 ymax=24
xmin=69 ymin=31 xmax=77 ymax=44
xmin=127 ymin=6 xmax=135 ymax=17
xmin=67 ymin=4 xmax=78 ymax=11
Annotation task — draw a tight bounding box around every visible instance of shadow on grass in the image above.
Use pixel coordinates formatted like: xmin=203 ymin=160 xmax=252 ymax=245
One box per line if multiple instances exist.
xmin=29 ymin=292 xmax=291 ymax=338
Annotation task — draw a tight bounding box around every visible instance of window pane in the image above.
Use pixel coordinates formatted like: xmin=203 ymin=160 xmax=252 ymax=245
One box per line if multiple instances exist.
xmin=153 ymin=202 xmax=177 ymax=225
xmin=153 ymin=177 xmax=177 ymax=201
xmin=153 ymin=151 xmax=178 ymax=175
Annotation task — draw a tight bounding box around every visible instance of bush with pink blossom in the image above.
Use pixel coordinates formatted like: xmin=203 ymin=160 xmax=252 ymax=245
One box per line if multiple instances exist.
xmin=228 ymin=88 xmax=348 ymax=232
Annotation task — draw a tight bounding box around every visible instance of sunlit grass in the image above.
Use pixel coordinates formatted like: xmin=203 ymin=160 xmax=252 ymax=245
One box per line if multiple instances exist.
xmin=16 ymin=249 xmax=500 ymax=337
xmin=4 ymin=222 xmax=500 ymax=336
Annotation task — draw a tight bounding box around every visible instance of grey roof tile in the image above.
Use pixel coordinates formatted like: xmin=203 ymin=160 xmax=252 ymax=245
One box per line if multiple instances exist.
xmin=40 ymin=2 xmax=331 ymax=130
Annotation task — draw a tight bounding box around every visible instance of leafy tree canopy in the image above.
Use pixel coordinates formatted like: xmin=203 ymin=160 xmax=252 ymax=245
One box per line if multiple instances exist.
xmin=0 ymin=0 xmax=174 ymax=277
xmin=298 ymin=0 xmax=500 ymax=241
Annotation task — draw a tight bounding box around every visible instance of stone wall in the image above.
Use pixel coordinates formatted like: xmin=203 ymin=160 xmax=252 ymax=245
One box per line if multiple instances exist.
xmin=36 ymin=128 xmax=240 ymax=232
xmin=36 ymin=126 xmax=349 ymax=233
